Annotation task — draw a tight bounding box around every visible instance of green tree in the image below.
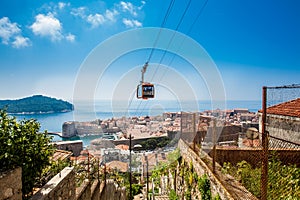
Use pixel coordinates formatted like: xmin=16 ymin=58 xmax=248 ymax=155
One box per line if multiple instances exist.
xmin=0 ymin=109 xmax=53 ymax=198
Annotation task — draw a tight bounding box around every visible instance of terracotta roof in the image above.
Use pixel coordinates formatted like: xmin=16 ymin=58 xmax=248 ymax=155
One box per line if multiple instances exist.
xmin=51 ymin=150 xmax=72 ymax=161
xmin=242 ymin=139 xmax=261 ymax=148
xmin=115 ymin=144 xmax=129 ymax=150
xmin=262 ymin=98 xmax=300 ymax=118
xmin=106 ymin=161 xmax=128 ymax=172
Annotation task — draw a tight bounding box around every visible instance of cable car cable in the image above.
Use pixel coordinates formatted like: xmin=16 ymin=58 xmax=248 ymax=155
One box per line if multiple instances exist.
xmin=147 ymin=0 xmax=176 ymax=63
xmin=135 ymin=0 xmax=191 ymax=116
xmin=137 ymin=0 xmax=209 ymax=116
xmin=150 ymin=0 xmax=192 ymax=82
xmin=137 ymin=0 xmax=176 ymax=98
xmin=159 ymin=0 xmax=209 ymax=81
xmin=127 ymin=0 xmax=176 ymax=117
xmin=136 ymin=0 xmax=192 ymax=115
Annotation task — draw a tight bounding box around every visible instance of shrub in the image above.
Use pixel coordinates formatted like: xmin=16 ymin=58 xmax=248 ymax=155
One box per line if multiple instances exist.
xmin=0 ymin=109 xmax=53 ymax=198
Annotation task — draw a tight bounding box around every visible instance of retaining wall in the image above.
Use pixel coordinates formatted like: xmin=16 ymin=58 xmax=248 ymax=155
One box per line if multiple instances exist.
xmin=178 ymin=139 xmax=258 ymax=200
xmin=30 ymin=167 xmax=76 ymax=200
xmin=99 ymin=180 xmax=126 ymax=200
xmin=0 ymin=167 xmax=22 ymax=200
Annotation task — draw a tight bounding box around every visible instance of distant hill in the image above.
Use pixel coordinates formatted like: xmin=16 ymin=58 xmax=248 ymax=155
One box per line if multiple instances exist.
xmin=0 ymin=95 xmax=74 ymax=114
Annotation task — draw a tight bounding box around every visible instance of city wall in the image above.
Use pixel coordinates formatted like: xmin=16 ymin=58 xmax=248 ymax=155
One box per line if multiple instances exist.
xmin=113 ymin=136 xmax=168 ymax=148
xmin=0 ymin=167 xmax=22 ymax=200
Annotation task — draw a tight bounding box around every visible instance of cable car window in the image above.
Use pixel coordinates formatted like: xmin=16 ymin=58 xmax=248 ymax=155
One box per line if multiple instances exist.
xmin=136 ymin=62 xmax=155 ymax=100
xmin=137 ymin=85 xmax=143 ymax=99
xmin=136 ymin=84 xmax=154 ymax=99
xmin=142 ymin=84 xmax=154 ymax=98
xmin=143 ymin=85 xmax=154 ymax=97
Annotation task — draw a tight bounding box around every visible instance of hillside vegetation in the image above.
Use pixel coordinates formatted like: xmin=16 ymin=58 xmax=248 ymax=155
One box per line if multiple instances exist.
xmin=0 ymin=95 xmax=74 ymax=114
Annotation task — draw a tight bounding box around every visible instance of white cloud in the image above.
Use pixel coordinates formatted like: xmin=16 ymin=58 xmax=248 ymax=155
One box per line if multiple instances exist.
xmin=65 ymin=33 xmax=75 ymax=42
xmin=30 ymin=13 xmax=63 ymax=41
xmin=12 ymin=36 xmax=31 ymax=48
xmin=0 ymin=17 xmax=21 ymax=44
xmin=105 ymin=9 xmax=119 ymax=22
xmin=138 ymin=1 xmax=146 ymax=10
xmin=58 ymin=2 xmax=69 ymax=10
xmin=72 ymin=8 xmax=119 ymax=28
xmin=87 ymin=13 xmax=105 ymax=28
xmin=71 ymin=1 xmax=145 ymax=28
xmin=71 ymin=7 xmax=87 ymax=18
xmin=0 ymin=17 xmax=31 ymax=48
xmin=120 ymin=1 xmax=137 ymax=16
xmin=122 ymin=18 xmax=142 ymax=28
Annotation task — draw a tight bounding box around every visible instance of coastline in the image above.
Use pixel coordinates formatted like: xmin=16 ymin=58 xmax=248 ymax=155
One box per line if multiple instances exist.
xmin=9 ymin=109 xmax=73 ymax=115
xmin=13 ymin=100 xmax=262 ymax=134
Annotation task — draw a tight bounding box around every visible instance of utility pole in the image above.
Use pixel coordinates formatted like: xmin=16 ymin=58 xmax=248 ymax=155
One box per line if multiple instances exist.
xmin=146 ymin=155 xmax=149 ymax=200
xmin=129 ymin=134 xmax=132 ymax=200
xmin=193 ymin=113 xmax=196 ymax=151
xmin=261 ymin=86 xmax=268 ymax=200
xmin=212 ymin=118 xmax=217 ymax=173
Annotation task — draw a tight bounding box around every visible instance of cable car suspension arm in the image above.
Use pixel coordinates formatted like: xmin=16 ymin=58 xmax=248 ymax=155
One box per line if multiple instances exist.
xmin=141 ymin=61 xmax=149 ymax=84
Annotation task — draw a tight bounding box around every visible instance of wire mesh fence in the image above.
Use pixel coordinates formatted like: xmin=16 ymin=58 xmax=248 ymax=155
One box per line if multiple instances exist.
xmin=179 ymin=84 xmax=300 ymax=200
xmin=262 ymin=85 xmax=300 ymax=200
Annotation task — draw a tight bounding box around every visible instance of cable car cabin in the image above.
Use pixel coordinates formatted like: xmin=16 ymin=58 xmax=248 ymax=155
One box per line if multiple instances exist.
xmin=137 ymin=83 xmax=155 ymax=99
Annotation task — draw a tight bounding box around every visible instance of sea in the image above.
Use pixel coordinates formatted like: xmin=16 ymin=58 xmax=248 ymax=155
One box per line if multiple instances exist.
xmin=11 ymin=100 xmax=261 ymax=147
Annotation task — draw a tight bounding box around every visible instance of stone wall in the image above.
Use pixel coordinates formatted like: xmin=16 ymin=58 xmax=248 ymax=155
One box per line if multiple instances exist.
xmin=91 ymin=180 xmax=101 ymax=200
xmin=1 ymin=166 xmax=122 ymax=200
xmin=62 ymin=121 xmax=77 ymax=137
xmin=259 ymin=114 xmax=300 ymax=144
xmin=113 ymin=136 xmax=168 ymax=149
xmin=0 ymin=167 xmax=22 ymax=200
xmin=76 ymin=179 xmax=91 ymax=200
xmin=76 ymin=179 xmax=102 ymax=200
xmin=99 ymin=180 xmax=126 ymax=200
xmin=178 ymin=139 xmax=258 ymax=200
xmin=30 ymin=167 xmax=76 ymax=200
xmin=54 ymin=140 xmax=83 ymax=156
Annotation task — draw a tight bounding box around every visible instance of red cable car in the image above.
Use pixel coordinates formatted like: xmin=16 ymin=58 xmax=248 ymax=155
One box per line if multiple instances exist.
xmin=136 ymin=62 xmax=155 ymax=100
xmin=137 ymin=82 xmax=155 ymax=99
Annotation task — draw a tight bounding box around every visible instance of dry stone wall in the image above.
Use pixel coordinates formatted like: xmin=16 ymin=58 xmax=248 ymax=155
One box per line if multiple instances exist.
xmin=30 ymin=167 xmax=76 ymax=200
xmin=178 ymin=139 xmax=258 ymax=200
xmin=99 ymin=180 xmax=126 ymax=200
xmin=0 ymin=167 xmax=22 ymax=200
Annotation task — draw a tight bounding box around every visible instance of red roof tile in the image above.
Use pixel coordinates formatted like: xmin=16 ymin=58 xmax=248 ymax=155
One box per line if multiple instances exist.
xmin=106 ymin=161 xmax=128 ymax=172
xmin=51 ymin=150 xmax=72 ymax=161
xmin=262 ymin=98 xmax=300 ymax=118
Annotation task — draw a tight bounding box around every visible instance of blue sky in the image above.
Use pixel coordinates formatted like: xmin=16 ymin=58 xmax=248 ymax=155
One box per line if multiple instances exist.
xmin=0 ymin=0 xmax=299 ymax=101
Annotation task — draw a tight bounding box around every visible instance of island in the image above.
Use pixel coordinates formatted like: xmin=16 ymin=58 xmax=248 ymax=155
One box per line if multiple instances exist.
xmin=0 ymin=95 xmax=74 ymax=114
